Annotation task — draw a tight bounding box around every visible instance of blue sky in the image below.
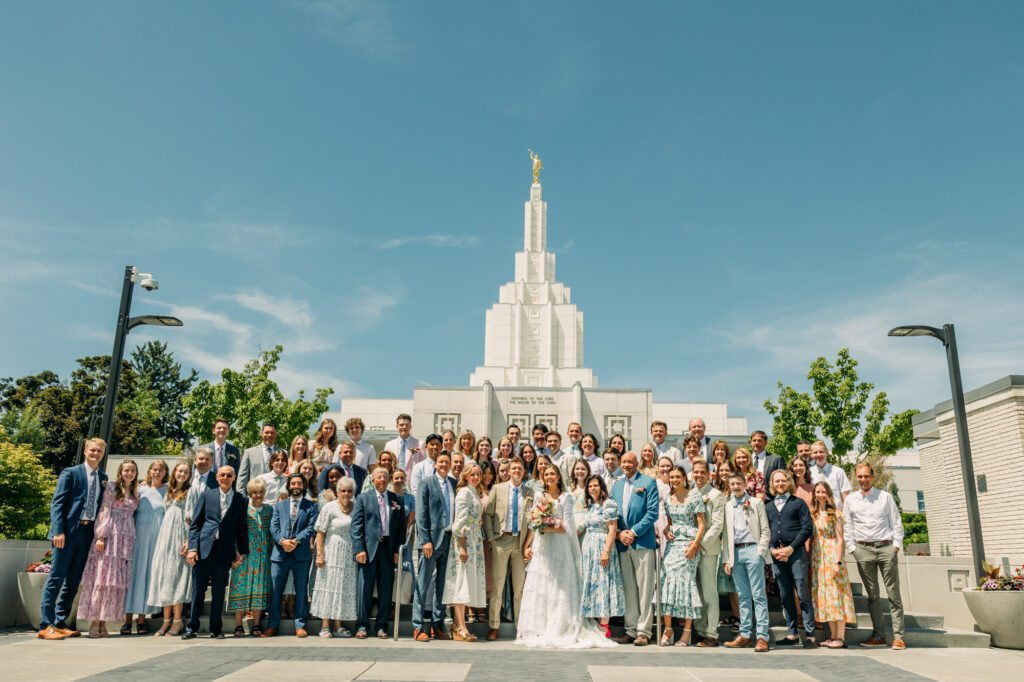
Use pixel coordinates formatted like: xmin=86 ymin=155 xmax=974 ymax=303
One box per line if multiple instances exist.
xmin=2 ymin=2 xmax=1023 ymax=432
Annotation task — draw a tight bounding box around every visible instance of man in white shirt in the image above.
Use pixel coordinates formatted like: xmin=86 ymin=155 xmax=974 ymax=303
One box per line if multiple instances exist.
xmin=651 ymin=420 xmax=683 ymax=467
xmin=238 ymin=423 xmax=282 ymax=494
xmin=808 ymin=441 xmax=852 ymax=509
xmin=750 ymin=430 xmax=784 ymax=488
xmin=844 ymin=462 xmax=906 ymax=650
xmin=345 ymin=417 xmax=377 ymax=470
xmin=409 ymin=434 xmax=442 ymax=497
xmin=384 ymin=413 xmax=422 ymax=474
xmin=688 ymin=418 xmax=714 ymax=461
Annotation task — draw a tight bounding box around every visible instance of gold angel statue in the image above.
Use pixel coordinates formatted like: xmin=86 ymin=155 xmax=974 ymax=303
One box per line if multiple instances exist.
xmin=529 ymin=149 xmax=543 ymax=183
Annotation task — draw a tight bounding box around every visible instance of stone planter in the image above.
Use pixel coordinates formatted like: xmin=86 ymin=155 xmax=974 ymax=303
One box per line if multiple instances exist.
xmin=17 ymin=572 xmax=79 ymax=631
xmin=962 ymin=588 xmax=1024 ymax=649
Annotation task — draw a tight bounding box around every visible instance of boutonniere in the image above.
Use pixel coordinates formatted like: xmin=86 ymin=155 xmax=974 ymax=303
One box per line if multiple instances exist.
xmin=743 ymin=499 xmax=752 ymax=511
xmin=409 ymin=447 xmax=422 ymax=455
xmin=635 ymin=487 xmax=647 ymax=495
xmin=390 ymin=502 xmax=401 ymax=510
xmin=702 ymin=495 xmax=711 ymax=506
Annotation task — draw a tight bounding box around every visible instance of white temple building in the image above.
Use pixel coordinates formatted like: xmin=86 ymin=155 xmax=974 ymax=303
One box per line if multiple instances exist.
xmin=325 ymin=172 xmax=747 ymax=446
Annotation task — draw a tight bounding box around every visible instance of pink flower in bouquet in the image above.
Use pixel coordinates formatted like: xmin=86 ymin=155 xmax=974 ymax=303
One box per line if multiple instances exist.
xmin=529 ymin=495 xmax=558 ymax=531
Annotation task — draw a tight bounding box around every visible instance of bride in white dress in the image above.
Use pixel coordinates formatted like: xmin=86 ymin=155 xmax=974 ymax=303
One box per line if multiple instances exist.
xmin=515 ymin=466 xmax=617 ymax=649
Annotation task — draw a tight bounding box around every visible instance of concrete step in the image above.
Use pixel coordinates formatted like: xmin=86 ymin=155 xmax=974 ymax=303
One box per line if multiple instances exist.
xmin=763 ymin=625 xmax=990 ymax=649
xmin=765 ymin=611 xmax=943 ymax=630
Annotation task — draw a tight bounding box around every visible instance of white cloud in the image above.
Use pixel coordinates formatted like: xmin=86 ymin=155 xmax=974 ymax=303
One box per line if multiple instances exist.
xmin=63 ymin=280 xmax=120 ymax=298
xmin=377 ymin=234 xmax=481 ymax=249
xmin=296 ymin=0 xmax=401 ymax=56
xmin=339 ymin=285 xmax=404 ymax=330
xmin=220 ymin=289 xmax=314 ymax=329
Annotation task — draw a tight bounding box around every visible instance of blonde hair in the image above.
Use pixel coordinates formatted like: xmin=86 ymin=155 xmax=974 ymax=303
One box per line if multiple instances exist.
xmin=769 ymin=469 xmax=795 ymax=495
xmin=246 ymin=479 xmax=267 ymax=494
xmin=456 ymin=463 xmax=484 ymax=495
xmin=145 ymin=459 xmax=169 ymax=487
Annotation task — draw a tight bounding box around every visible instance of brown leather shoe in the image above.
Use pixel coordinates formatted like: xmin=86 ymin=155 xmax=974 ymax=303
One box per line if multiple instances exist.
xmin=633 ymin=634 xmax=650 ymax=646
xmin=697 ymin=637 xmax=718 ymax=647
xmin=261 ymin=628 xmax=278 ymax=637
xmin=487 ymin=628 xmax=499 ymax=641
xmin=859 ymin=636 xmax=888 ymax=648
xmin=295 ymin=628 xmax=308 ymax=638
xmin=413 ymin=629 xmax=430 ymax=642
xmin=754 ymin=637 xmax=769 ymax=652
xmin=723 ymin=635 xmax=753 ymax=648
xmin=431 ymin=627 xmax=450 ymax=640
xmin=38 ymin=626 xmax=67 ymax=640
xmin=612 ymin=634 xmax=635 ymax=644
xmin=56 ymin=627 xmax=80 ymax=638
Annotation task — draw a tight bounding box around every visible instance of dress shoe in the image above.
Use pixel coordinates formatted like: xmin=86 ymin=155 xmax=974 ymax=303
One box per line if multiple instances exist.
xmin=487 ymin=629 xmax=499 ymax=641
xmin=612 ymin=634 xmax=635 ymax=644
xmin=413 ymin=629 xmax=430 ymax=642
xmin=803 ymin=637 xmax=817 ymax=649
xmin=38 ymin=626 xmax=67 ymax=640
xmin=210 ymin=632 xmax=225 ymax=639
xmin=754 ymin=638 xmax=769 ymax=652
xmin=261 ymin=628 xmax=278 ymax=638
xmin=859 ymin=636 xmax=887 ymax=648
xmin=723 ymin=635 xmax=753 ymax=648
xmin=57 ymin=627 xmax=80 ymax=638
xmin=180 ymin=630 xmax=196 ymax=640
xmin=776 ymin=635 xmax=799 ymax=646
xmin=431 ymin=627 xmax=450 ymax=640
xmin=697 ymin=637 xmax=718 ymax=647
xmin=295 ymin=628 xmax=308 ymax=638
xmin=633 ymin=634 xmax=650 ymax=646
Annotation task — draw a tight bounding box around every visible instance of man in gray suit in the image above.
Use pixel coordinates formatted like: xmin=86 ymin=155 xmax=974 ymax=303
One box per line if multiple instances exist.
xmin=482 ymin=457 xmax=532 ymax=640
xmin=236 ymin=422 xmax=282 ymax=494
xmin=199 ymin=418 xmax=240 ymax=474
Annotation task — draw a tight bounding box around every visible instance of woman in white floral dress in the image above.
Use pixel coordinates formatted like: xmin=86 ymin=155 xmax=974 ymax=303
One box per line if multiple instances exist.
xmin=443 ymin=464 xmax=487 ymax=641
xmin=310 ymin=477 xmax=358 ymax=637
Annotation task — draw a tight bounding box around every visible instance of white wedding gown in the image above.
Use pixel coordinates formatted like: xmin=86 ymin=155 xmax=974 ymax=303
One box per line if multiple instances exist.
xmin=514 ymin=492 xmax=617 ymax=649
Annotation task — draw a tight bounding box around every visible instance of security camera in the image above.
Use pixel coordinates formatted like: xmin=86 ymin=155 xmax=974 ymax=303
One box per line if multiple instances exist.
xmin=139 ymin=277 xmax=159 ymax=291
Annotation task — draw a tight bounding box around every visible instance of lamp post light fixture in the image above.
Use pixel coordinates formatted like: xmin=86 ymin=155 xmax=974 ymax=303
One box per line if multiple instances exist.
xmin=97 ymin=266 xmax=182 ymax=470
xmin=887 ymin=323 xmax=985 ymax=583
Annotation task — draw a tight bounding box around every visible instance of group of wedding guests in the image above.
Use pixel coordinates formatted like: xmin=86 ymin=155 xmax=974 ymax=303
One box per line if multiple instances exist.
xmin=37 ymin=415 xmax=908 ymax=652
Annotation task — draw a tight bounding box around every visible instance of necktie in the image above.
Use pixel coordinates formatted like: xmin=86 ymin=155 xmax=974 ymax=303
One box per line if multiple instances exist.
xmin=441 ymin=479 xmax=451 ymax=526
xmin=291 ymin=499 xmax=298 ymax=519
xmin=377 ymin=493 xmax=387 ymax=538
xmin=399 ymin=440 xmax=407 ymax=469
xmin=85 ymin=469 xmax=97 ymax=519
xmin=511 ymin=486 xmax=519 ymax=534
xmin=217 ymin=445 xmax=224 ymax=469
xmin=625 ymin=479 xmax=633 ymax=527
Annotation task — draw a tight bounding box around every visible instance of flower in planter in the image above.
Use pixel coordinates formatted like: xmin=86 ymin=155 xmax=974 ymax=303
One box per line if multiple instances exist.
xmin=26 ymin=549 xmax=54 ymax=573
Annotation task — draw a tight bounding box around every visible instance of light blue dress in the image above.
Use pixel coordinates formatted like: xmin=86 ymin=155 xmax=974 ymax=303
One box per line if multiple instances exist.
xmin=579 ymin=499 xmax=625 ymax=618
xmin=660 ymin=494 xmax=706 ymax=618
xmin=125 ymin=484 xmax=166 ymax=614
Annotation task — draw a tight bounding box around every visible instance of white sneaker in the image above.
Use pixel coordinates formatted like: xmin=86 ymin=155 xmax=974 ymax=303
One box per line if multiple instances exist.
xmin=318 ymin=628 xmax=332 ymax=638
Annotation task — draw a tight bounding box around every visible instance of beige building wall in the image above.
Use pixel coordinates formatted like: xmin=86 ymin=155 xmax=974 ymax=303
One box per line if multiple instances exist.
xmin=914 ymin=376 xmax=1024 ymax=558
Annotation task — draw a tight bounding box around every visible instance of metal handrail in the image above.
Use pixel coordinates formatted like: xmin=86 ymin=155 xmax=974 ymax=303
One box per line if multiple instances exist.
xmin=392 ymin=526 xmax=415 ymax=641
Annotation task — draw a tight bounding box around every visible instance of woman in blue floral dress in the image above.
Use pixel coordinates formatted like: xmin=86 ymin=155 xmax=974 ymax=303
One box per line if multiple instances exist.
xmin=659 ymin=465 xmax=706 ymax=647
xmin=578 ymin=475 xmax=624 ymax=638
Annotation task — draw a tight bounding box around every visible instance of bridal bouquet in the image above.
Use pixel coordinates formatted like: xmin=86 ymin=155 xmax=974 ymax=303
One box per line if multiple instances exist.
xmin=528 ymin=495 xmax=558 ymax=532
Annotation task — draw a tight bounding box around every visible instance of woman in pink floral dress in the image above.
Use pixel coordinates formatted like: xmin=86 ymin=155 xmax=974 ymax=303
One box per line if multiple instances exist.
xmin=810 ymin=481 xmax=856 ymax=648
xmin=78 ymin=459 xmax=139 ymax=637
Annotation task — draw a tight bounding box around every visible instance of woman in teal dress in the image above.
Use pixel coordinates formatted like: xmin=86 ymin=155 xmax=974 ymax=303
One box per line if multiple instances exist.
xmin=659 ymin=465 xmax=706 ymax=647
xmin=578 ymin=475 xmax=624 ymax=639
xmin=228 ymin=479 xmax=274 ymax=636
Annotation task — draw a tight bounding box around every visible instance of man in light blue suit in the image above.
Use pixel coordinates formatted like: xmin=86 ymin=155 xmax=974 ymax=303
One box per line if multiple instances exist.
xmin=38 ymin=438 xmax=109 ymax=640
xmin=412 ymin=451 xmax=457 ymax=641
xmin=264 ymin=474 xmax=318 ymax=637
xmin=610 ymin=451 xmax=660 ymax=646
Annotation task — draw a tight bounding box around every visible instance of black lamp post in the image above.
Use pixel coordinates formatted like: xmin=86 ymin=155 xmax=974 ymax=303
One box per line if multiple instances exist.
xmin=888 ymin=323 xmax=985 ymax=583
xmin=97 ymin=266 xmax=182 ymax=470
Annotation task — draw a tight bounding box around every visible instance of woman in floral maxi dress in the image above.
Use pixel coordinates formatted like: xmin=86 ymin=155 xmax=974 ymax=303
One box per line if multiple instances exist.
xmin=578 ymin=475 xmax=624 ymax=638
xmin=810 ymin=481 xmax=856 ymax=648
xmin=443 ymin=464 xmax=487 ymax=641
xmin=659 ymin=466 xmax=706 ymax=647
xmin=227 ymin=479 xmax=274 ymax=636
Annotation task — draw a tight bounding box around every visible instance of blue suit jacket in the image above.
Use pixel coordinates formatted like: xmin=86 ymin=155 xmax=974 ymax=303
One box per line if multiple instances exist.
xmin=415 ymin=473 xmax=457 ymax=549
xmin=270 ymin=497 xmax=318 ymax=563
xmin=199 ymin=441 xmax=241 ymax=473
xmin=765 ymin=494 xmax=813 ymax=551
xmin=611 ymin=473 xmax=660 ymax=551
xmin=351 ymin=488 xmax=406 ymax=562
xmin=48 ymin=464 xmax=108 ymax=540
xmin=188 ymin=487 xmax=250 ymax=561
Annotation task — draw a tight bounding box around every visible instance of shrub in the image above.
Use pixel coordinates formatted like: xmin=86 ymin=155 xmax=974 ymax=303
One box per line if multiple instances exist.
xmin=902 ymin=512 xmax=928 ymax=547
xmin=0 ymin=440 xmax=57 ymax=539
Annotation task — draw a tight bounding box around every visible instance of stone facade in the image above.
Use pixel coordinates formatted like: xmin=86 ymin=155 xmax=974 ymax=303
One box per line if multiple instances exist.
xmin=914 ymin=375 xmax=1024 ymax=557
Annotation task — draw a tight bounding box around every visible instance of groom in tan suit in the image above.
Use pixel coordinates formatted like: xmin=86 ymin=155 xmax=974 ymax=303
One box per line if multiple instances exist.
xmin=483 ymin=457 xmax=533 ymax=640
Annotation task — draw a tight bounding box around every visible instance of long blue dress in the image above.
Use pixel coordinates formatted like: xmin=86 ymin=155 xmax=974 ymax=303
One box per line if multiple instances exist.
xmin=579 ymin=499 xmax=625 ymax=618
xmin=660 ymin=494 xmax=705 ymax=618
xmin=124 ymin=484 xmax=166 ymax=614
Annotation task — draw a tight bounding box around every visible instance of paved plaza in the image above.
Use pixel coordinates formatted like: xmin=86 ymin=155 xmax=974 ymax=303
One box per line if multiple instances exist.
xmin=2 ymin=629 xmax=1021 ymax=682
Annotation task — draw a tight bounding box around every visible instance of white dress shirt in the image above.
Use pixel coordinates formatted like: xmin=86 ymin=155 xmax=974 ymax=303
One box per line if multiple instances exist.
xmin=809 ymin=461 xmax=852 ymax=509
xmin=257 ymin=471 xmax=288 ymax=502
xmin=655 ymin=442 xmax=684 ymax=467
xmin=409 ymin=458 xmax=436 ymax=496
xmin=753 ymin=451 xmax=767 ymax=474
xmin=843 ymin=487 xmax=904 ymax=554
xmin=730 ymin=494 xmax=755 ymax=544
xmin=584 ymin=453 xmax=607 ymax=477
xmin=352 ymin=440 xmax=376 ymax=469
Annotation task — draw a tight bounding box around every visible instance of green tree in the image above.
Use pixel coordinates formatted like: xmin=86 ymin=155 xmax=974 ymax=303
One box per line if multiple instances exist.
xmin=0 ymin=403 xmax=47 ymax=450
xmin=183 ymin=345 xmax=333 ymax=450
xmin=0 ymin=436 xmax=57 ymax=539
xmin=130 ymin=341 xmax=198 ymax=445
xmin=764 ymin=348 xmax=918 ymax=469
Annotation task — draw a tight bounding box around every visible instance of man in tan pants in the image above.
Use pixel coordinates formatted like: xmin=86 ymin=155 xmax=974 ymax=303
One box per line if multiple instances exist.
xmin=483 ymin=458 xmax=533 ymax=641
xmin=692 ymin=458 xmax=726 ymax=646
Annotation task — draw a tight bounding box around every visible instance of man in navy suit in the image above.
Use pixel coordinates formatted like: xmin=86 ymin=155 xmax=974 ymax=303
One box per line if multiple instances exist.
xmin=320 ymin=440 xmax=367 ymax=493
xmin=411 ymin=451 xmax=456 ymax=641
xmin=264 ymin=474 xmax=318 ymax=638
xmin=351 ymin=467 xmax=406 ymax=639
xmin=183 ymin=466 xmax=249 ymax=639
xmin=750 ymin=430 xmax=785 ymax=496
xmin=199 ymin=418 xmax=241 ymax=474
xmin=610 ymin=451 xmax=661 ymax=646
xmin=765 ymin=469 xmax=815 ymax=648
xmin=38 ymin=438 xmax=109 ymax=640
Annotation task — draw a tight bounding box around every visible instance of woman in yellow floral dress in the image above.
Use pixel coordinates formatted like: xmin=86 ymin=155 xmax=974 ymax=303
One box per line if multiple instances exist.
xmin=810 ymin=481 xmax=856 ymax=648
